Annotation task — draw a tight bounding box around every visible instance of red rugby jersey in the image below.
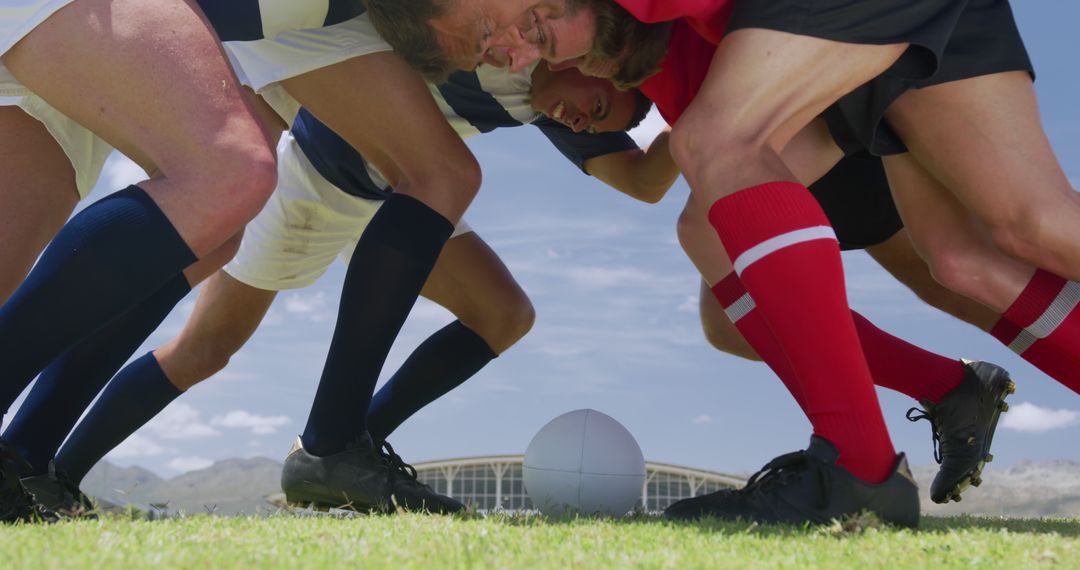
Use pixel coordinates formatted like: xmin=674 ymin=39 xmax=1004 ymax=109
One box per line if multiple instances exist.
xmin=613 ymin=0 xmax=734 ymax=44
xmin=639 ymin=21 xmax=718 ymax=125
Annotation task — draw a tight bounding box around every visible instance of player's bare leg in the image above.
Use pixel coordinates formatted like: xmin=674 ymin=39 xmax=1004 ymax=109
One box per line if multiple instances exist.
xmin=281 ymin=52 xmax=479 ymax=223
xmin=883 ymin=152 xmax=1035 ymax=313
xmin=885 ymin=150 xmax=1080 ymax=394
xmin=155 ymin=271 xmax=277 ymax=391
xmin=419 ymin=232 xmax=535 ymax=355
xmin=886 ymin=72 xmax=1080 ymax=282
xmin=3 ymin=0 xmax=276 ymax=254
xmin=0 ymin=107 xmax=79 ymax=303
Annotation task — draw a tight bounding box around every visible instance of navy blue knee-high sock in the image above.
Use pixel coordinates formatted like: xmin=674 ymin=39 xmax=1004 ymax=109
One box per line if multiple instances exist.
xmin=367 ymin=321 xmax=496 ymax=443
xmin=1 ymin=274 xmax=191 ymax=473
xmin=301 ymin=194 xmax=453 ymax=457
xmin=55 ymin=352 xmax=182 ymax=485
xmin=0 ymin=187 xmax=196 ymax=422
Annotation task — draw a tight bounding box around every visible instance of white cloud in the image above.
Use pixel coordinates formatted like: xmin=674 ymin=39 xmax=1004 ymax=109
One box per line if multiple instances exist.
xmin=677 ymin=295 xmax=698 ymax=313
xmin=102 ymin=153 xmax=146 ymax=190
xmin=145 ymin=402 xmax=221 ymax=440
xmin=283 ymin=291 xmax=332 ymax=322
xmin=107 ymin=434 xmax=169 ymax=459
xmin=1001 ymin=402 xmax=1080 ymax=433
xmin=166 ymin=456 xmax=214 ymax=473
xmin=211 ymin=410 xmax=291 ymax=435
xmin=691 ymin=414 xmax=713 ymax=425
xmin=627 ymin=108 xmax=668 ymax=147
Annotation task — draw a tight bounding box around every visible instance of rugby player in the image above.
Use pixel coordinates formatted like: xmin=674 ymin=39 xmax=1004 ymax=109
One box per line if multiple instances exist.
xmin=561 ymin=0 xmax=1076 ymax=527
xmin=0 ymin=0 xmax=614 ymax=522
xmin=3 ymin=15 xmax=667 ymax=515
xmin=372 ymin=0 xmax=1075 ymax=526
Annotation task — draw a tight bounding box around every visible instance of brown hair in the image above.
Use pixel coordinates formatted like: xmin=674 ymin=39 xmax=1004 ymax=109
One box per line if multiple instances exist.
xmin=586 ymin=0 xmax=671 ymax=90
xmin=363 ymin=0 xmax=454 ymax=83
xmin=626 ymin=89 xmax=654 ymax=131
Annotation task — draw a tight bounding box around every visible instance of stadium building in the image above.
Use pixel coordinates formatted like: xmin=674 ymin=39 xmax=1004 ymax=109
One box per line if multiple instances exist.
xmin=412 ymin=455 xmax=745 ymax=512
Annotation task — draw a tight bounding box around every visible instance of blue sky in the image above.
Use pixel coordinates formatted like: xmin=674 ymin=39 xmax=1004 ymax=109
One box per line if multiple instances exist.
xmin=10 ymin=2 xmax=1080 ymax=477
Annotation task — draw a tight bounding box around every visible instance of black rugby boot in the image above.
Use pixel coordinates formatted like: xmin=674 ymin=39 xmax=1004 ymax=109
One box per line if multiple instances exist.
xmin=664 ymin=436 xmax=919 ymax=528
xmin=0 ymin=442 xmax=58 ymax=524
xmin=906 ymin=360 xmax=1015 ymax=504
xmin=281 ymin=432 xmax=393 ymax=513
xmin=21 ymin=461 xmax=97 ymax=519
xmin=379 ymin=441 xmax=464 ymax=514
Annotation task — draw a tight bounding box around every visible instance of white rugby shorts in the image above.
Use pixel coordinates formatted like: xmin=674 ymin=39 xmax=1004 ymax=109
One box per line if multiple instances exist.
xmin=224 ymin=13 xmax=392 ymax=125
xmin=224 ymin=132 xmax=471 ymax=291
xmin=0 ymin=94 xmax=114 ymax=199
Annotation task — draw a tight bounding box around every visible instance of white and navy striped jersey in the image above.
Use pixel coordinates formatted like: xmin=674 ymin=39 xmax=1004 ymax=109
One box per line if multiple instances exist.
xmin=197 ymin=0 xmax=364 ymax=41
xmin=293 ymin=64 xmax=640 ymax=201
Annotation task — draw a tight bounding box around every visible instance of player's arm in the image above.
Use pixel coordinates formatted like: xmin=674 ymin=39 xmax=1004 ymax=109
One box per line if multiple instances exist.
xmin=583 ymin=128 xmax=679 ymax=204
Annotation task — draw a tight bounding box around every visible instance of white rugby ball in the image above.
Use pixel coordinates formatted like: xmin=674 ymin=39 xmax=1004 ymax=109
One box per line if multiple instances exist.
xmin=523 ymin=409 xmax=646 ymax=516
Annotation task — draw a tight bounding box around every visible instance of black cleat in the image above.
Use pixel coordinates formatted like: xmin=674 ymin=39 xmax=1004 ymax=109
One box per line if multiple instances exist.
xmin=906 ymin=360 xmax=1015 ymax=504
xmin=379 ymin=441 xmax=464 ymax=514
xmin=21 ymin=461 xmax=97 ymax=519
xmin=0 ymin=442 xmax=58 ymax=524
xmin=281 ymin=433 xmax=393 ymax=513
xmin=664 ymin=436 xmax=920 ymax=528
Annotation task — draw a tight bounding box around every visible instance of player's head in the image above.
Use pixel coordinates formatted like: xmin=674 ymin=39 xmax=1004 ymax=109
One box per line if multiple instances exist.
xmin=545 ymin=1 xmax=671 ymax=89
xmin=530 ymin=66 xmax=653 ymax=133
xmin=365 ymin=0 xmax=596 ymax=82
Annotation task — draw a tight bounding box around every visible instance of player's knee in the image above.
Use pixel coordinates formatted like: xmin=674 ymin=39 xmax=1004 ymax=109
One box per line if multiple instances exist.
xmin=482 ymin=294 xmax=536 ymax=354
xmin=161 ymin=332 xmax=242 ymax=391
xmin=670 ymin=113 xmax=764 ymax=187
xmin=400 ymin=153 xmax=482 ymax=215
xmin=195 ymin=142 xmax=278 ymax=229
xmin=923 ymin=245 xmax=989 ymax=303
xmin=461 ymin=286 xmax=534 ymax=355
xmin=675 ymin=206 xmax=698 ymax=250
xmin=983 ymin=205 xmax=1046 ymax=264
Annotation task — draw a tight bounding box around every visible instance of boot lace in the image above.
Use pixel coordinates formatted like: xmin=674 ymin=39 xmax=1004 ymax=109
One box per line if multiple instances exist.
xmin=907 ymin=407 xmax=943 ymax=463
xmin=740 ymin=450 xmax=832 ymax=510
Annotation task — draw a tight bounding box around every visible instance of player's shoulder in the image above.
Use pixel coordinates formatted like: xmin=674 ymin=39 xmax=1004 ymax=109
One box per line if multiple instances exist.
xmin=197 ymin=0 xmax=365 ymax=41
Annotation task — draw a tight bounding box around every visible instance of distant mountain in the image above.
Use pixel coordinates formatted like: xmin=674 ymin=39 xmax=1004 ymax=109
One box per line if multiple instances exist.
xmin=914 ymin=460 xmax=1080 ymax=518
xmin=81 ymin=458 xmax=1080 ymax=518
xmin=83 ymin=457 xmax=283 ymax=515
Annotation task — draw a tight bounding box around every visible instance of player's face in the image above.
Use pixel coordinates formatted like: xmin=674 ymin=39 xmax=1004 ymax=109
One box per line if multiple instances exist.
xmin=530 ymin=67 xmax=637 ymax=134
xmin=428 ymin=0 xmax=595 ymax=73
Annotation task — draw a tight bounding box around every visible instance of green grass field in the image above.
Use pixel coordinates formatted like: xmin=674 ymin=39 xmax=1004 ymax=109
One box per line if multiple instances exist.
xmin=2 ymin=514 xmax=1079 ymax=569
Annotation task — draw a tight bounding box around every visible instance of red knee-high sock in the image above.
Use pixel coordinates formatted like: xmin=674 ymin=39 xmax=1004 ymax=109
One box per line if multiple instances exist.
xmin=850 ymin=313 xmax=965 ymax=404
xmin=714 ymin=276 xmax=965 ymax=407
xmin=712 ymin=274 xmax=806 ymax=411
xmin=992 ymin=269 xmax=1080 ymax=393
xmin=709 ymin=181 xmax=895 ymax=483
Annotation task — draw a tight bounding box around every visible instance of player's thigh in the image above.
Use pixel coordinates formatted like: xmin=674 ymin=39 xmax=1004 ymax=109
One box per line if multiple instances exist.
xmin=865 ymin=229 xmax=1000 ymax=332
xmin=672 ymin=29 xmax=905 ymax=192
xmin=885 ymin=72 xmax=1074 ymax=228
xmin=2 ymin=0 xmax=272 ymax=190
xmin=883 ymin=153 xmax=1032 ymax=311
xmin=281 ymin=51 xmax=480 ymax=221
xmin=0 ymin=105 xmax=79 ymax=303
xmin=420 ymin=232 xmax=533 ymax=349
